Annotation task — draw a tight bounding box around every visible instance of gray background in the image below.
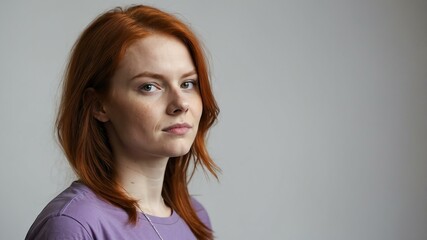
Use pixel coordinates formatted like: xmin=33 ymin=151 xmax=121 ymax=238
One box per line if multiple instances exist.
xmin=1 ymin=0 xmax=426 ymax=239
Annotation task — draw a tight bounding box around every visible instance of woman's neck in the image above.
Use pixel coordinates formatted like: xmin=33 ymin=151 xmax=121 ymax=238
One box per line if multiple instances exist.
xmin=116 ymin=156 xmax=171 ymax=217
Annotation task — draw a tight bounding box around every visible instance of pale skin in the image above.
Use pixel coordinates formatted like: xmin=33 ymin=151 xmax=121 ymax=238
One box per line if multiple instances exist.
xmin=91 ymin=34 xmax=203 ymax=217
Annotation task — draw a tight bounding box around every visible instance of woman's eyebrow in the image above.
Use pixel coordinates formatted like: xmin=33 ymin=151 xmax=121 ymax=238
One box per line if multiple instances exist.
xmin=130 ymin=71 xmax=164 ymax=81
xmin=181 ymin=70 xmax=197 ymax=78
xmin=130 ymin=70 xmax=197 ymax=81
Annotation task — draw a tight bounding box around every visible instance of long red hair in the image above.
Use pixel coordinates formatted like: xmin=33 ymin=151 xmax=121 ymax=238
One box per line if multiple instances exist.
xmin=56 ymin=5 xmax=219 ymax=240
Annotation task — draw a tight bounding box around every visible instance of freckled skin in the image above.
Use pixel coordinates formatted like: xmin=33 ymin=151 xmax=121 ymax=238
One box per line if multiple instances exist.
xmin=100 ymin=34 xmax=203 ymax=162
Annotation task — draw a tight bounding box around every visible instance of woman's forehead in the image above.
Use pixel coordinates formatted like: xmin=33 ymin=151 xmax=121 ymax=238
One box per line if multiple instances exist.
xmin=114 ymin=35 xmax=196 ymax=81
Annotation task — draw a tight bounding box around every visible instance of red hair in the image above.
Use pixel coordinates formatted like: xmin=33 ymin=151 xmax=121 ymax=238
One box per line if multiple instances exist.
xmin=56 ymin=5 xmax=219 ymax=240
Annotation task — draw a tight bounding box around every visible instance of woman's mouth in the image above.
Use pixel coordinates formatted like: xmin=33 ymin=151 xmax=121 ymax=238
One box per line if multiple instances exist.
xmin=162 ymin=123 xmax=192 ymax=135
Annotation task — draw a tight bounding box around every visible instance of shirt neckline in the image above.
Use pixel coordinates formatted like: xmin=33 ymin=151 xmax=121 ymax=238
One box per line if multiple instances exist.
xmin=72 ymin=181 xmax=180 ymax=225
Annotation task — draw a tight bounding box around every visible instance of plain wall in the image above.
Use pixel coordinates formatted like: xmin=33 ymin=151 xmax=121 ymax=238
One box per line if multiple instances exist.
xmin=1 ymin=0 xmax=426 ymax=239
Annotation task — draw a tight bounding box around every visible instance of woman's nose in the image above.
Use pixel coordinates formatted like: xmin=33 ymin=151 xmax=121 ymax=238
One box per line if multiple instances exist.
xmin=166 ymin=90 xmax=189 ymax=115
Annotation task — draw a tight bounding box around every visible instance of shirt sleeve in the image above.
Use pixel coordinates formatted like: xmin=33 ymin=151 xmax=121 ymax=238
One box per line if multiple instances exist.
xmin=26 ymin=215 xmax=93 ymax=240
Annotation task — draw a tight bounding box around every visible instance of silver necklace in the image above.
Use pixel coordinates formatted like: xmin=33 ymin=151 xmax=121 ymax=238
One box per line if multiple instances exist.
xmin=138 ymin=206 xmax=164 ymax=240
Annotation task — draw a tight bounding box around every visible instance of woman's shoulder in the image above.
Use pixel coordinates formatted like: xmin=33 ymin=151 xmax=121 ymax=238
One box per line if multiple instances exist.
xmin=26 ymin=181 xmax=124 ymax=240
xmin=190 ymin=196 xmax=212 ymax=229
xmin=39 ymin=181 xmax=111 ymax=220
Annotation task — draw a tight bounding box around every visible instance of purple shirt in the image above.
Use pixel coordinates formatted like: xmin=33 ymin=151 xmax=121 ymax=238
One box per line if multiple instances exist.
xmin=26 ymin=181 xmax=211 ymax=240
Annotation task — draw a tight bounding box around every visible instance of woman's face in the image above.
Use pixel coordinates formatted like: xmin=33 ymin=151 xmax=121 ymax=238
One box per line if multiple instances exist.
xmin=97 ymin=34 xmax=203 ymax=161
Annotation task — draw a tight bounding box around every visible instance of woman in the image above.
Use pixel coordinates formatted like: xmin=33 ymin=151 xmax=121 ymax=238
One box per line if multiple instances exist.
xmin=26 ymin=4 xmax=219 ymax=240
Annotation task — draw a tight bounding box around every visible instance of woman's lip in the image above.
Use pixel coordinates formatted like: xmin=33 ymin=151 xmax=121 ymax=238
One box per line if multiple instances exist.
xmin=162 ymin=123 xmax=192 ymax=134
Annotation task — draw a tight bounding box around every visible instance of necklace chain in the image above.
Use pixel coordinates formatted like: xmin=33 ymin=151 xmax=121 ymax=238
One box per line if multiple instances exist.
xmin=120 ymin=184 xmax=165 ymax=240
xmin=138 ymin=206 xmax=164 ymax=240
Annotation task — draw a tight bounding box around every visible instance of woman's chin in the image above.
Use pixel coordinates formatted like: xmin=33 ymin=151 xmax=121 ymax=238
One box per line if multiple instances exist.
xmin=166 ymin=146 xmax=192 ymax=158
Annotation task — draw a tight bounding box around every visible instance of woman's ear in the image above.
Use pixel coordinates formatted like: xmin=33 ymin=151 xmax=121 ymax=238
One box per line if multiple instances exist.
xmin=84 ymin=88 xmax=110 ymax=122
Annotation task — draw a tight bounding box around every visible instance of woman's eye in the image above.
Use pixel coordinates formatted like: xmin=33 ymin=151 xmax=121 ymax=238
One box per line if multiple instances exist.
xmin=181 ymin=80 xmax=197 ymax=89
xmin=140 ymin=83 xmax=159 ymax=92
